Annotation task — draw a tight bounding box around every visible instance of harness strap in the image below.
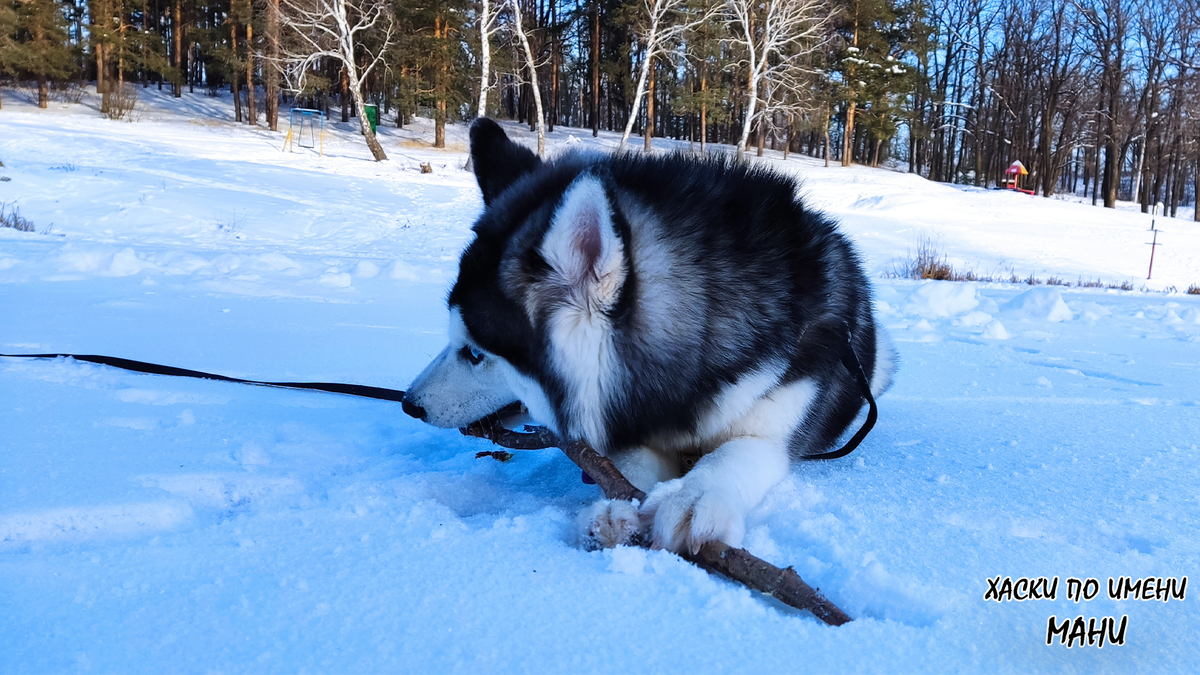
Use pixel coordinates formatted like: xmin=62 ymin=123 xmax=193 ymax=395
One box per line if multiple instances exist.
xmin=800 ymin=335 xmax=879 ymax=461
xmin=0 ymin=353 xmax=407 ymax=402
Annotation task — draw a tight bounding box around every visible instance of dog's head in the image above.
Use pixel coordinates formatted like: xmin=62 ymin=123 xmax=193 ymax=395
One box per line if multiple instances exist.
xmin=403 ymin=119 xmax=629 ymax=440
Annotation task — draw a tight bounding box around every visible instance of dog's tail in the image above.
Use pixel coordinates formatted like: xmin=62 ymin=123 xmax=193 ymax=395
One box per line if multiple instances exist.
xmin=870 ymin=319 xmax=898 ymax=398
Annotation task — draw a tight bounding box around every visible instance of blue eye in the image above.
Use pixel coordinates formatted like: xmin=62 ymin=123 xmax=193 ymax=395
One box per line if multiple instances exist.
xmin=460 ymin=345 xmax=485 ymax=365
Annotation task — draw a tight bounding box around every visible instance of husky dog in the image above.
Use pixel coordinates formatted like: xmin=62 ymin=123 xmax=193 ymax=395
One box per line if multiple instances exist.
xmin=404 ymin=118 xmax=895 ymax=554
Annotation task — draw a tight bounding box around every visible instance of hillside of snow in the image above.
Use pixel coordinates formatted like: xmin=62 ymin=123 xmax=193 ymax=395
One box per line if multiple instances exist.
xmin=2 ymin=88 xmax=1199 ymax=673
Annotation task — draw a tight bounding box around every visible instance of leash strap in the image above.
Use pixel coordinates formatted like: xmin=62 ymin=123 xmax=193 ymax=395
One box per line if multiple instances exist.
xmin=800 ymin=336 xmax=878 ymax=461
xmin=0 ymin=353 xmax=408 ymax=402
xmin=2 ymin=346 xmax=877 ymax=460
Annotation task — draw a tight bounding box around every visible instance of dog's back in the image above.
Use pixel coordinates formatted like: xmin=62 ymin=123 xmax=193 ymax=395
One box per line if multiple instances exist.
xmin=567 ymin=153 xmax=888 ymax=459
xmin=406 ymin=119 xmax=895 ymax=552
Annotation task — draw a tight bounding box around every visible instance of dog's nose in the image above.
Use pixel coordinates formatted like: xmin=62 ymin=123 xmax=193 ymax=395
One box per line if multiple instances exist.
xmin=401 ymin=397 xmax=427 ymax=421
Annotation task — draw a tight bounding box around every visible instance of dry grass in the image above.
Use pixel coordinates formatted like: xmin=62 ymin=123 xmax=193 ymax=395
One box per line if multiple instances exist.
xmin=1 ymin=201 xmax=35 ymax=232
xmin=101 ymin=84 xmax=140 ymax=121
xmin=897 ymin=235 xmax=964 ymax=281
xmin=889 ymin=234 xmax=1154 ymax=294
xmin=397 ymin=138 xmax=469 ymax=152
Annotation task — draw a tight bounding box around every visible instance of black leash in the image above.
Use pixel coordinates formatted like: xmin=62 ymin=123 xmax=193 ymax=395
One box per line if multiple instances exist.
xmin=0 ymin=353 xmax=407 ymax=402
xmin=800 ymin=335 xmax=879 ymax=461
xmin=1 ymin=345 xmax=877 ymax=460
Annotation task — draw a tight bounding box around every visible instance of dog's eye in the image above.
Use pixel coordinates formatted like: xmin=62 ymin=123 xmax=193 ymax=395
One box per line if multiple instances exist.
xmin=459 ymin=345 xmax=485 ymax=366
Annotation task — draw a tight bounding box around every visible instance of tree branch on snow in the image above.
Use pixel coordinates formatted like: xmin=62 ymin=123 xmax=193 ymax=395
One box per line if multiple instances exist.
xmin=461 ymin=412 xmax=853 ymax=626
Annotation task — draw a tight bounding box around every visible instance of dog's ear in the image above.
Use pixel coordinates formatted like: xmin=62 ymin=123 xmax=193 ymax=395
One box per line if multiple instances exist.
xmin=470 ymin=118 xmax=542 ymax=206
xmin=540 ymin=173 xmax=625 ymax=306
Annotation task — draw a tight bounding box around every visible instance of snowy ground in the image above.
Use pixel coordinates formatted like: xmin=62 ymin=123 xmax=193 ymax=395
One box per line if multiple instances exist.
xmin=2 ymin=87 xmax=1199 ymax=673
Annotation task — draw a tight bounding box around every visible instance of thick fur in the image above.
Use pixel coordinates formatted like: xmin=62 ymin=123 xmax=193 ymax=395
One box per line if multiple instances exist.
xmin=405 ymin=118 xmax=896 ymax=554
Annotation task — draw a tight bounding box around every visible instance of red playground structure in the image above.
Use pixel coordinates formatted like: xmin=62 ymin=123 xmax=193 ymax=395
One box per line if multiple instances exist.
xmin=1004 ymin=160 xmax=1034 ymax=195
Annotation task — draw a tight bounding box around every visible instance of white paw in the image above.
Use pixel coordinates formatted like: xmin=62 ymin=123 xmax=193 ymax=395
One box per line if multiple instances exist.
xmin=576 ymin=499 xmax=643 ymax=550
xmin=640 ymin=477 xmax=746 ymax=554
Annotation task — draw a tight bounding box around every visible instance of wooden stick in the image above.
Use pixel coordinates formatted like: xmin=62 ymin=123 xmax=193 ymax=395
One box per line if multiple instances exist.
xmin=461 ymin=419 xmax=853 ymax=625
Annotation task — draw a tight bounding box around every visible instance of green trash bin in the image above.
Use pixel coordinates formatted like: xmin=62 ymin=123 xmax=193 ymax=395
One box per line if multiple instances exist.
xmin=363 ymin=104 xmax=379 ymax=134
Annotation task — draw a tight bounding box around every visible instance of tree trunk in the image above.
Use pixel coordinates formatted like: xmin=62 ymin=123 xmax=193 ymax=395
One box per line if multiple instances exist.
xmin=435 ymin=13 xmax=447 ymax=147
xmin=340 ymin=66 xmax=349 ymax=123
xmin=699 ymin=69 xmax=707 ymax=154
xmin=591 ymin=0 xmax=599 ymax=137
xmin=477 ymin=0 xmax=492 ymax=118
xmin=1102 ymin=93 xmax=1119 ymax=208
xmin=266 ymin=0 xmax=279 ymax=130
xmin=173 ymin=0 xmax=182 ymax=97
xmin=513 ymin=0 xmax=545 ymax=155
xmin=756 ymin=110 xmax=765 ymax=157
xmin=346 ymin=68 xmax=386 ymax=160
xmin=824 ymin=104 xmax=831 ymax=168
xmin=97 ymin=39 xmax=106 ymax=97
xmin=620 ymin=41 xmax=654 ymax=151
xmin=231 ymin=21 xmax=242 ymax=122
xmin=1134 ymin=137 xmax=1147 ymax=212
xmin=435 ymin=99 xmax=446 ymax=147
xmin=246 ymin=20 xmax=256 ymax=124
xmin=644 ymin=60 xmax=655 ymax=152
xmin=549 ymin=0 xmax=557 ymax=133
xmin=843 ymin=102 xmax=856 ymax=167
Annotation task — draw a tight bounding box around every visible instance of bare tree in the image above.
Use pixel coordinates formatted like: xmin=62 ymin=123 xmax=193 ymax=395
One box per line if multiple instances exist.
xmin=278 ymin=0 xmax=395 ymax=161
xmin=726 ymin=0 xmax=828 ymax=161
xmin=1076 ymin=0 xmax=1135 ymax=208
xmin=617 ymin=0 xmax=719 ymax=151
xmin=512 ymin=0 xmax=546 ymax=155
xmin=476 ymin=0 xmax=502 ymax=118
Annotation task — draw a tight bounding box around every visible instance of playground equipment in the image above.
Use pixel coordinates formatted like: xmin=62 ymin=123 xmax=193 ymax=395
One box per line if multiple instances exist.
xmin=1003 ymin=160 xmax=1034 ymax=194
xmin=282 ymin=108 xmax=325 ymax=155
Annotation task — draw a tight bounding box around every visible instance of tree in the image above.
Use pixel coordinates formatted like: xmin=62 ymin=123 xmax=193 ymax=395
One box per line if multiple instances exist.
xmin=475 ymin=0 xmax=501 ymax=117
xmin=726 ymin=0 xmax=829 ymax=161
xmin=396 ymin=0 xmax=472 ymax=148
xmin=265 ymin=0 xmax=281 ymax=129
xmin=512 ymin=0 xmax=545 ymax=154
xmin=2 ymin=0 xmax=73 ymax=108
xmin=616 ymin=0 xmax=717 ymax=151
xmin=1077 ymin=0 xmax=1134 ymax=208
xmin=278 ymin=0 xmax=395 ymax=160
xmin=0 ymin=1 xmax=17 ymax=108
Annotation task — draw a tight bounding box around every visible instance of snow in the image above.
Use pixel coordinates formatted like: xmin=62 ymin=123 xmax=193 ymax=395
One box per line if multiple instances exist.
xmin=3 ymin=88 xmax=1199 ymax=673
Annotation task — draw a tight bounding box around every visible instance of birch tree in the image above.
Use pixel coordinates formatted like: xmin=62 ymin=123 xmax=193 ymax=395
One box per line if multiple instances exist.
xmin=726 ymin=0 xmax=828 ymax=161
xmin=278 ymin=0 xmax=395 ymax=160
xmin=476 ymin=0 xmax=502 ymax=117
xmin=617 ymin=0 xmax=719 ymax=151
xmin=512 ymin=0 xmax=545 ymax=155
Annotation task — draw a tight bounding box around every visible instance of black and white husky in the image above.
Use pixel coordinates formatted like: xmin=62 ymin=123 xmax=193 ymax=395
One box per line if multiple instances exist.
xmin=404 ymin=118 xmax=895 ymax=554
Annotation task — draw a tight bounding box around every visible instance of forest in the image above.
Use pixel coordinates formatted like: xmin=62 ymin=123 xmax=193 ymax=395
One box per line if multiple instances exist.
xmin=1 ymin=0 xmax=1197 ymax=218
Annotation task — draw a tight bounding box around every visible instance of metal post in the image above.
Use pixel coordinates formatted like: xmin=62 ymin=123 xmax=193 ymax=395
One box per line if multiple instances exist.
xmin=1147 ymin=229 xmax=1158 ymax=279
xmin=1147 ymin=204 xmax=1163 ymax=280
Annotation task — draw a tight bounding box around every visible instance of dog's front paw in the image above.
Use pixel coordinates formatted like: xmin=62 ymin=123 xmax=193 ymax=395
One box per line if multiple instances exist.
xmin=640 ymin=477 xmax=746 ymax=555
xmin=576 ymin=499 xmax=643 ymax=550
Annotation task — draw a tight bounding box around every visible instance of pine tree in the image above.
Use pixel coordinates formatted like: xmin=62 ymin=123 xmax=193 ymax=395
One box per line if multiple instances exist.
xmin=829 ymin=0 xmax=922 ymax=165
xmin=395 ymin=0 xmax=471 ymax=148
xmin=1 ymin=0 xmax=73 ymax=108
